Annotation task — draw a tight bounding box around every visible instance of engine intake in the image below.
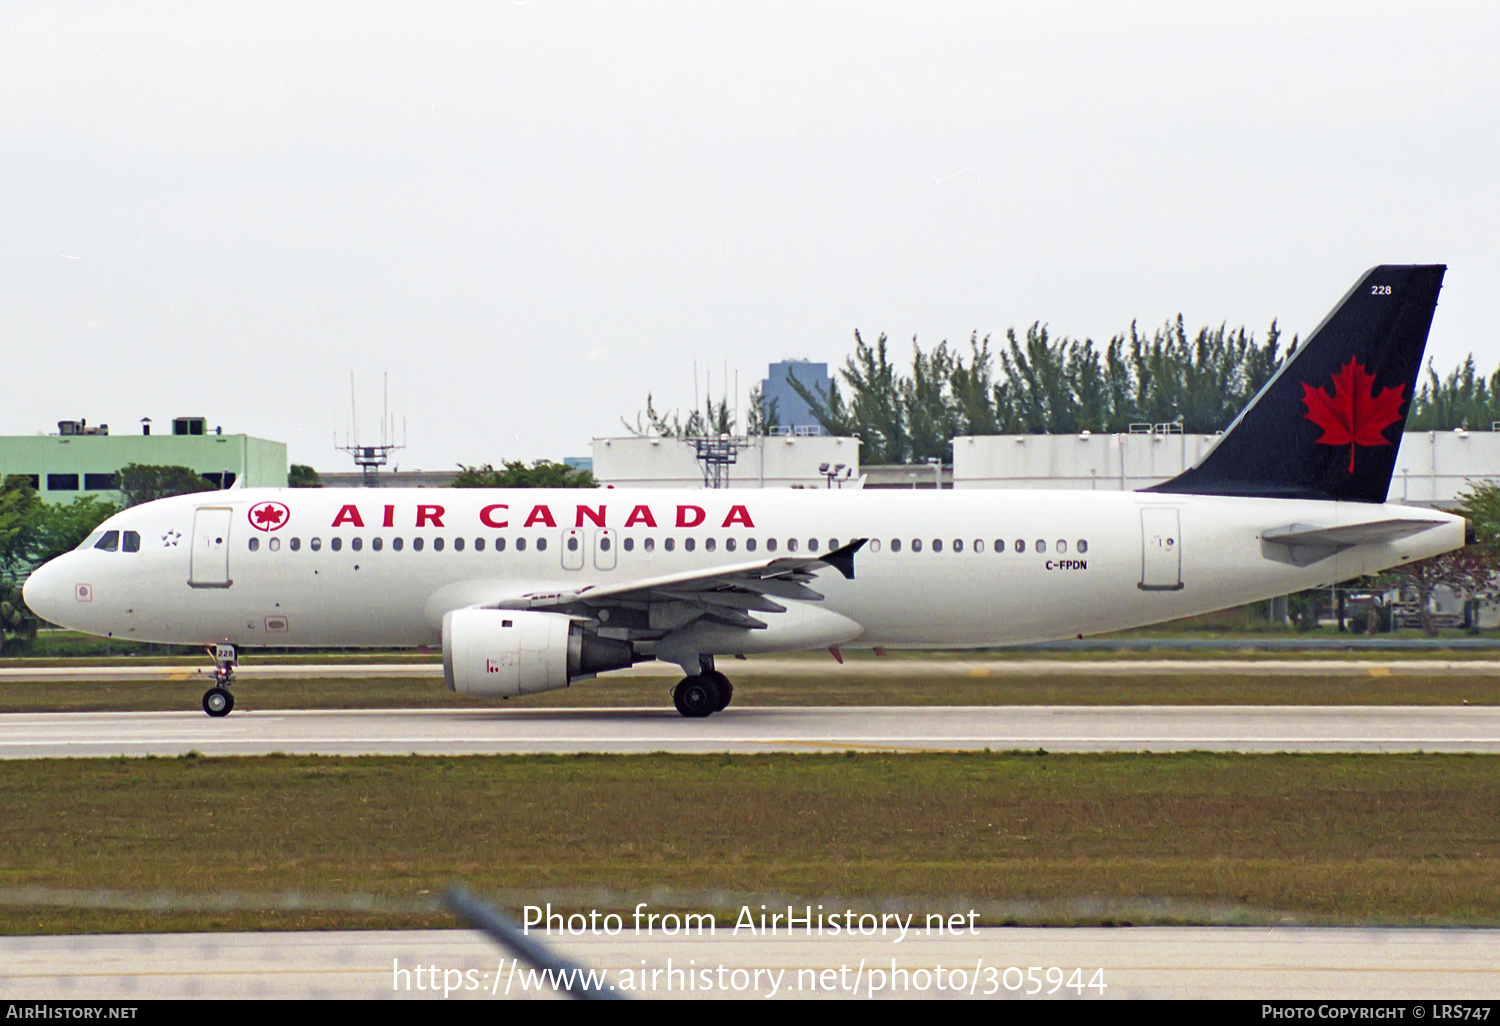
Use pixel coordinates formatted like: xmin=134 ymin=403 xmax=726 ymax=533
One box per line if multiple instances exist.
xmin=442 ymin=608 xmax=633 ymax=697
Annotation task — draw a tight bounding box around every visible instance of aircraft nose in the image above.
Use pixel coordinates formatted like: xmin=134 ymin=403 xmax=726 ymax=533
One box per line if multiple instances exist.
xmin=21 ymin=558 xmax=71 ymax=628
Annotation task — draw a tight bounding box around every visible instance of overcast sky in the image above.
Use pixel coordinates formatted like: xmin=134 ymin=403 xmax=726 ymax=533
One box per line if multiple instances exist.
xmin=2 ymin=2 xmax=1496 ymax=469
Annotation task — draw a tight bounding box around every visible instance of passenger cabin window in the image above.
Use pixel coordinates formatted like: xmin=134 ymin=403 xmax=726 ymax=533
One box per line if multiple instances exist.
xmin=1056 ymin=540 xmax=1067 ymax=554
xmin=868 ymin=539 xmax=881 ymax=553
xmin=952 ymin=539 xmax=963 ymax=553
xmin=1036 ymin=540 xmax=1046 ymax=553
xmin=433 ymin=538 xmax=445 ymax=552
xmin=684 ymin=538 xmax=696 ymax=552
xmin=787 ymin=538 xmax=799 ymax=552
xmin=1014 ymin=540 xmax=1024 ymax=553
xmin=932 ymin=539 xmax=943 ymax=553
xmin=664 ymin=538 xmax=675 ymax=552
xmin=247 ymin=537 xmax=259 ymax=552
xmin=745 ymin=538 xmax=756 ymax=552
xmin=1078 ymin=540 xmax=1088 ymax=553
xmin=600 ymin=536 xmax=611 ymax=552
xmin=311 ymin=537 xmax=322 ymax=551
xmin=269 ymin=537 xmax=281 ymax=552
xmin=704 ymin=538 xmax=715 ymax=552
xmin=890 ymin=539 xmax=901 ymax=552
xmin=413 ymin=537 xmax=425 ymax=551
xmin=623 ymin=537 xmax=634 ymax=552
xmin=973 ymin=539 xmax=984 ymax=553
xmin=351 ymin=537 xmax=363 ymax=552
xmin=372 ymin=537 xmax=383 ymax=551
xmin=474 ymin=538 xmax=485 ymax=552
xmin=536 ymin=538 xmax=547 ymax=552
xmin=643 ymin=538 xmax=654 ymax=552
xmin=391 ymin=537 xmax=402 ymax=551
xmin=516 ymin=538 xmax=527 ymax=552
xmin=454 ymin=537 xmax=465 ymax=552
xmin=911 ymin=539 xmax=922 ymax=553
xmin=808 ymin=538 xmax=819 ymax=552
xmin=122 ymin=531 xmax=140 ymax=553
xmin=766 ymin=538 xmax=778 ymax=552
xmin=331 ymin=537 xmax=343 ymax=552
xmin=291 ymin=537 xmax=302 ymax=552
xmin=993 ymin=539 xmax=1004 ymax=552
xmin=495 ymin=538 xmax=506 ymax=551
xmin=725 ymin=538 xmax=736 ymax=552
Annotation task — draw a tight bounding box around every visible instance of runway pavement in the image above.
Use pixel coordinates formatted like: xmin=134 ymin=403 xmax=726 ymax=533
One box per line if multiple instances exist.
xmin=2 ymin=926 xmax=1496 ymax=999
xmin=5 ymin=657 xmax=1500 ymax=682
xmin=2 ymin=704 xmax=1498 ymax=757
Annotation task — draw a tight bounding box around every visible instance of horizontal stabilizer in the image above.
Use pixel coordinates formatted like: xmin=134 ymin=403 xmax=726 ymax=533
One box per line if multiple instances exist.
xmin=1261 ymin=518 xmax=1446 ymax=567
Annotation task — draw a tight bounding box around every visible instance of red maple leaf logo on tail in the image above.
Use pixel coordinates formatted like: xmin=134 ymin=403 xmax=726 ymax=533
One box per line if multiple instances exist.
xmin=1301 ymin=357 xmax=1405 ymax=473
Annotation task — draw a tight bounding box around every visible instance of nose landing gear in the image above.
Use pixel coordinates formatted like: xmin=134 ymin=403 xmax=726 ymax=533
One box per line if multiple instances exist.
xmin=203 ymin=687 xmax=234 ymax=717
xmin=202 ymin=644 xmax=237 ymax=717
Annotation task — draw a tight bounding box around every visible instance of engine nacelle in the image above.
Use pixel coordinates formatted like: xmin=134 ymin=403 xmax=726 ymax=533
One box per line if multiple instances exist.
xmin=442 ymin=608 xmax=634 ymax=697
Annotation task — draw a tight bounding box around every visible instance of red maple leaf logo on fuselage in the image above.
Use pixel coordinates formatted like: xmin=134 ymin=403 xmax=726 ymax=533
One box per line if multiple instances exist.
xmin=248 ymin=502 xmax=290 ymax=531
xmin=1301 ymin=357 xmax=1405 ymax=473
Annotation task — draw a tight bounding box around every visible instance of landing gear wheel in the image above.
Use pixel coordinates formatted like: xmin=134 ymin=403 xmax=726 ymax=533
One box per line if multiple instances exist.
xmin=673 ymin=675 xmax=720 ymax=718
xmin=705 ymin=671 xmax=733 ymax=711
xmin=203 ymin=687 xmax=234 ymax=717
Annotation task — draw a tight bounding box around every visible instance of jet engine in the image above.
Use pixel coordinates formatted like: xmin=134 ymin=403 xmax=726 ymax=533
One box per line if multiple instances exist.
xmin=442 ymin=608 xmax=634 ymax=697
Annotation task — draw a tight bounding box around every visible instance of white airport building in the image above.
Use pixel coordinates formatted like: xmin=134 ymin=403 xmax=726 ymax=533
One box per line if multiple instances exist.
xmin=588 ymin=428 xmax=1500 ymax=507
xmin=591 ymin=434 xmax=861 ymax=489
xmin=951 ymin=427 xmax=1500 ymax=508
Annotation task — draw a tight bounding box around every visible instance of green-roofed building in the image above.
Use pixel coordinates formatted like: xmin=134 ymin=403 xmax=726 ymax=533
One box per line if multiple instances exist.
xmin=0 ymin=416 xmax=287 ymax=504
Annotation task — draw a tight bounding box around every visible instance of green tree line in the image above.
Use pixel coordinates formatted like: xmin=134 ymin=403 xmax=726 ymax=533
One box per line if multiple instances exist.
xmin=735 ymin=322 xmax=1500 ymax=464
xmin=787 ymin=320 xmax=1296 ymax=463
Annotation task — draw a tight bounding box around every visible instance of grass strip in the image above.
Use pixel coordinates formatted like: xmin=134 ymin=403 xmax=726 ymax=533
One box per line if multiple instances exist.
xmin=0 ymin=672 xmax=1496 ymax=713
xmin=0 ymin=751 xmax=1497 ymax=933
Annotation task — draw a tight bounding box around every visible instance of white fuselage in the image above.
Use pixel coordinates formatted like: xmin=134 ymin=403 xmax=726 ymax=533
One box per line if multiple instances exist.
xmin=22 ymin=487 xmax=1466 ymax=653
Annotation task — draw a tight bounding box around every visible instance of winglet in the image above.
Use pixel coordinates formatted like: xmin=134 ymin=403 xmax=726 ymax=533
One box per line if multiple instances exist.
xmin=820 ymin=538 xmax=867 ymax=580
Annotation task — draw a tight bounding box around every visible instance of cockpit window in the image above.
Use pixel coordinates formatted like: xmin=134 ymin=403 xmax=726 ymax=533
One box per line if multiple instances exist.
xmin=122 ymin=531 xmax=140 ymax=553
xmin=94 ymin=530 xmax=119 ymax=552
xmin=77 ymin=531 xmax=104 ymax=551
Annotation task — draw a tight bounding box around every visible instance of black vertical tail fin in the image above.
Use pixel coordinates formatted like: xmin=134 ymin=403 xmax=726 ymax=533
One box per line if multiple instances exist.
xmin=1147 ymin=264 xmax=1445 ymax=503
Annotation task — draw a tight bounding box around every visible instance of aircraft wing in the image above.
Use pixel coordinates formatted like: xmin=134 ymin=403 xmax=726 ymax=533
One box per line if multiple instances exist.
xmin=1260 ymin=519 xmax=1448 ymax=567
xmin=483 ymin=539 xmax=868 ymax=631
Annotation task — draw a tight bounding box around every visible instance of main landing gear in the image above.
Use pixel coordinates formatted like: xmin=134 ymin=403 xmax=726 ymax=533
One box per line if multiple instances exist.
xmin=672 ymin=666 xmax=734 ymax=718
xmin=203 ymin=644 xmax=236 ymax=718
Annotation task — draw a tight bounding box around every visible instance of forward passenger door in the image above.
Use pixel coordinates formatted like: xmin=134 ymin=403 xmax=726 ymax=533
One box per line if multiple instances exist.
xmin=189 ymin=507 xmax=233 ymax=588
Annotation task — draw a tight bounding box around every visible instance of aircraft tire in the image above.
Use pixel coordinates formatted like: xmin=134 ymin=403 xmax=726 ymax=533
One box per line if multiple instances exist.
xmin=673 ymin=675 xmax=720 ymax=718
xmin=705 ymin=671 xmax=733 ymax=711
xmin=203 ymin=687 xmax=234 ymax=718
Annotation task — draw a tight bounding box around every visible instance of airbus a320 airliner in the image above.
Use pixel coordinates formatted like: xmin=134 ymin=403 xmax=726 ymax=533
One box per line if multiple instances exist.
xmin=24 ymin=265 xmax=1464 ymax=717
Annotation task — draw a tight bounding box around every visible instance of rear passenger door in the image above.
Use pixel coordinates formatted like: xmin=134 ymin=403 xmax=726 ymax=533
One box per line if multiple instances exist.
xmin=1138 ymin=507 xmax=1183 ymax=591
